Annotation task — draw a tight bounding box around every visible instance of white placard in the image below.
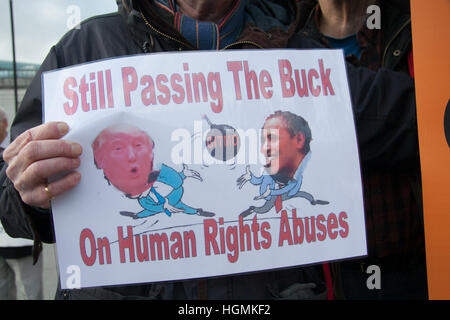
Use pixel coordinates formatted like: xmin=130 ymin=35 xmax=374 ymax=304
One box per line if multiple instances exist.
xmin=43 ymin=49 xmax=366 ymax=289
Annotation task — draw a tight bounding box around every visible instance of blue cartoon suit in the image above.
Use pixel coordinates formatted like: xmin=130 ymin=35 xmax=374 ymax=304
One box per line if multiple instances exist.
xmin=120 ymin=164 xmax=215 ymax=219
xmin=137 ymin=164 xmax=198 ymax=218
xmin=237 ymin=152 xmax=329 ymax=217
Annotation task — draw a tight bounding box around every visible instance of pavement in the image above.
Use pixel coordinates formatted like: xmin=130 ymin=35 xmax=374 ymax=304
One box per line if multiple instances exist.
xmin=15 ymin=243 xmax=59 ymax=300
xmin=42 ymin=243 xmax=58 ymax=300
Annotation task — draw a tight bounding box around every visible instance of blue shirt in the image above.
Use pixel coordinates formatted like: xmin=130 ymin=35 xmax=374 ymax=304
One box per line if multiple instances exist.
xmin=324 ymin=34 xmax=362 ymax=59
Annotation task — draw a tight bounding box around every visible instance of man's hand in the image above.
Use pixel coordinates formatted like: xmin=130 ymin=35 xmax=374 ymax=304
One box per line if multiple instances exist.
xmin=3 ymin=122 xmax=82 ymax=209
xmin=237 ymin=165 xmax=252 ymax=189
xmin=182 ymin=164 xmax=203 ymax=181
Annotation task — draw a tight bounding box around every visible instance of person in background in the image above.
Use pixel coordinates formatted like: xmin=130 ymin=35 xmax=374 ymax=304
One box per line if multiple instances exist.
xmin=296 ymin=0 xmax=427 ymax=299
xmin=0 ymin=107 xmax=43 ymax=300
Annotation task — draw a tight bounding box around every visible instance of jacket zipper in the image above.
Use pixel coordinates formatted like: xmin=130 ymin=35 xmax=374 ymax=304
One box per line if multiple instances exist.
xmin=221 ymin=41 xmax=264 ymax=50
xmin=140 ymin=11 xmax=195 ymax=50
xmin=140 ymin=11 xmax=264 ymax=51
xmin=381 ymin=18 xmax=411 ymax=67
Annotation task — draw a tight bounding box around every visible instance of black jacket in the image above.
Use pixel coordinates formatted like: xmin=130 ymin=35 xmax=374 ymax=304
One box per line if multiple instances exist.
xmin=296 ymin=0 xmax=413 ymax=73
xmin=0 ymin=0 xmax=418 ymax=299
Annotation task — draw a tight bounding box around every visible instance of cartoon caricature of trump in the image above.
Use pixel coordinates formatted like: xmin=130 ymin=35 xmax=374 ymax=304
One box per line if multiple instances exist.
xmin=92 ymin=124 xmax=215 ymax=219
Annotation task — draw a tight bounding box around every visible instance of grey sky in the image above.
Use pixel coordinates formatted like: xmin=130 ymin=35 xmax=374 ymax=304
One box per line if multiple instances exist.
xmin=0 ymin=0 xmax=117 ymax=65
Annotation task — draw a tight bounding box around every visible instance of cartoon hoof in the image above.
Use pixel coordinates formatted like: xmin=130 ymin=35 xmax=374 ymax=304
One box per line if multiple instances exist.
xmin=197 ymin=209 xmax=215 ymax=217
xmin=311 ymin=200 xmax=329 ymax=205
xmin=239 ymin=206 xmax=255 ymax=218
xmin=120 ymin=211 xmax=139 ymax=219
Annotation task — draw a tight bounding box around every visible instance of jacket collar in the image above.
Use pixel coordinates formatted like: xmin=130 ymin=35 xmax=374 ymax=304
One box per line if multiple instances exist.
xmin=117 ymin=0 xmax=302 ymax=51
xmin=153 ymin=0 xmax=248 ymax=50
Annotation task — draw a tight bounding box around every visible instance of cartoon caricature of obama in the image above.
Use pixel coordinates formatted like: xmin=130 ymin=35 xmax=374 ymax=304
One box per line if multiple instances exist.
xmin=237 ymin=111 xmax=329 ymax=217
xmin=92 ymin=124 xmax=215 ymax=219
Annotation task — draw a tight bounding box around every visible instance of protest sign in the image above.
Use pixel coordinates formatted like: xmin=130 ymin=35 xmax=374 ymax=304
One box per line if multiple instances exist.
xmin=411 ymin=0 xmax=450 ymax=299
xmin=43 ymin=49 xmax=366 ymax=289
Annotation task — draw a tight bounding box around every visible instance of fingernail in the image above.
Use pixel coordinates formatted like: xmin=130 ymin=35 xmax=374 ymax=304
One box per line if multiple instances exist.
xmin=72 ymin=158 xmax=81 ymax=166
xmin=71 ymin=143 xmax=82 ymax=155
xmin=57 ymin=122 xmax=69 ymax=135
